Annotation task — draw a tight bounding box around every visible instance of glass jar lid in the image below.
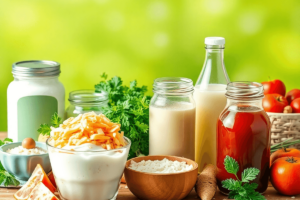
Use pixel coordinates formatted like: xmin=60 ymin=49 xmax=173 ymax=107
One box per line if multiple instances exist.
xmin=153 ymin=77 xmax=194 ymax=94
xmin=69 ymin=90 xmax=108 ymax=103
xmin=225 ymin=82 xmax=264 ymax=100
xmin=12 ymin=60 xmax=61 ymax=77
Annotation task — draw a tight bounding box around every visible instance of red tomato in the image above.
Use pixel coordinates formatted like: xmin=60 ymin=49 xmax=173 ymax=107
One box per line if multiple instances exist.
xmin=286 ymin=89 xmax=300 ymax=104
xmin=291 ymin=98 xmax=300 ymax=113
xmin=262 ymin=94 xmax=289 ymax=113
xmin=270 ymin=157 xmax=300 ymax=196
xmin=262 ymin=79 xmax=286 ymax=96
xmin=270 ymin=148 xmax=300 ymax=166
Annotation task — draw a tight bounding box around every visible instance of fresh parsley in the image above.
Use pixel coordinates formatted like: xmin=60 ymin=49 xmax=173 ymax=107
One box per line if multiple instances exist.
xmin=37 ymin=112 xmax=62 ymax=136
xmin=222 ymin=156 xmax=265 ymax=200
xmin=0 ymin=138 xmax=20 ymax=187
xmin=95 ymin=73 xmax=151 ymax=159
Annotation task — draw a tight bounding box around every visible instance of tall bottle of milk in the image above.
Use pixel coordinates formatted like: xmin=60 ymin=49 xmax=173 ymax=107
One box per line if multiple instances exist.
xmin=194 ymin=37 xmax=230 ymax=172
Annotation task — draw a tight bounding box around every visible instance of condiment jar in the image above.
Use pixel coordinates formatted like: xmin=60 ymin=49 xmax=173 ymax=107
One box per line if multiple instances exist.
xmin=66 ymin=90 xmax=109 ymax=118
xmin=149 ymin=77 xmax=196 ymax=160
xmin=7 ymin=60 xmax=65 ymax=142
xmin=217 ymin=82 xmax=271 ymax=194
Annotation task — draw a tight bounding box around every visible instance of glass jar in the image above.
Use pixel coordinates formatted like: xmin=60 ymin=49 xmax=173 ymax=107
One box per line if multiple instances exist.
xmin=149 ymin=77 xmax=196 ymax=160
xmin=66 ymin=90 xmax=109 ymax=118
xmin=217 ymin=82 xmax=271 ymax=194
xmin=7 ymin=60 xmax=65 ymax=142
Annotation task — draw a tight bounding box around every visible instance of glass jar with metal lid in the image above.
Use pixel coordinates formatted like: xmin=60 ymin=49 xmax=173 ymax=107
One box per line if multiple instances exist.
xmin=149 ymin=77 xmax=196 ymax=160
xmin=7 ymin=60 xmax=65 ymax=142
xmin=66 ymin=90 xmax=109 ymax=118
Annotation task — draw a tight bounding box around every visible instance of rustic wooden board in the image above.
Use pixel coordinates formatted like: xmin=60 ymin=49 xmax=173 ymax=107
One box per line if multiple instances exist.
xmin=0 ymin=132 xmax=299 ymax=200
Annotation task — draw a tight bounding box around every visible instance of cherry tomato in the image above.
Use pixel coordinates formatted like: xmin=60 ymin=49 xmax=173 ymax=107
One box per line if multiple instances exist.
xmin=270 ymin=157 xmax=300 ymax=196
xmin=286 ymin=89 xmax=300 ymax=104
xmin=291 ymin=98 xmax=300 ymax=113
xmin=262 ymin=94 xmax=288 ymax=113
xmin=261 ymin=79 xmax=286 ymax=96
xmin=270 ymin=148 xmax=300 ymax=166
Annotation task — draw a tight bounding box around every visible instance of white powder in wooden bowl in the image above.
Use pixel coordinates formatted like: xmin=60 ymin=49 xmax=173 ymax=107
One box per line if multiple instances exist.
xmin=129 ymin=158 xmax=193 ymax=173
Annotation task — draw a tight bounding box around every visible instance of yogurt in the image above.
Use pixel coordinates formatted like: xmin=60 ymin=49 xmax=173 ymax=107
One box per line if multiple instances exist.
xmin=47 ymin=138 xmax=130 ymax=200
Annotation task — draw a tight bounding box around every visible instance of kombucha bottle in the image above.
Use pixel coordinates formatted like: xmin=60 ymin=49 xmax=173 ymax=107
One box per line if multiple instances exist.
xmin=194 ymin=37 xmax=230 ymax=172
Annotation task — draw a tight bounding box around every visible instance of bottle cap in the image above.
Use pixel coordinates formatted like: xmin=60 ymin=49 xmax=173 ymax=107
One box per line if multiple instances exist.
xmin=204 ymin=37 xmax=225 ymax=45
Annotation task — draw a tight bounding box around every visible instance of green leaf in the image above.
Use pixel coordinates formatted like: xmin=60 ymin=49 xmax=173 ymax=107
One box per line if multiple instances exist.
xmin=228 ymin=191 xmax=239 ymax=199
xmin=37 ymin=123 xmax=51 ymax=136
xmin=0 ymin=162 xmax=19 ymax=187
xmin=51 ymin=112 xmax=62 ymax=128
xmin=101 ymin=72 xmax=108 ymax=80
xmin=243 ymin=183 xmax=258 ymax=191
xmin=224 ymin=156 xmax=239 ymax=175
xmin=222 ymin=178 xmax=241 ymax=190
xmin=242 ymin=168 xmax=260 ymax=183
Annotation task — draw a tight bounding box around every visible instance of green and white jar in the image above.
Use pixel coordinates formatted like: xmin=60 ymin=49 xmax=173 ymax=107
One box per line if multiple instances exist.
xmin=7 ymin=60 xmax=65 ymax=142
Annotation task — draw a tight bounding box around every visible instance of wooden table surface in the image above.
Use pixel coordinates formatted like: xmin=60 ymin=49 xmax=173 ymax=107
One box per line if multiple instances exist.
xmin=0 ymin=132 xmax=299 ymax=200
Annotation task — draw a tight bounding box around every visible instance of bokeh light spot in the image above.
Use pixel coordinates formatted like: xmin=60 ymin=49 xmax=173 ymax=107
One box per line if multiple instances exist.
xmin=148 ymin=1 xmax=169 ymax=21
xmin=239 ymin=11 xmax=263 ymax=35
xmin=153 ymin=32 xmax=169 ymax=47
xmin=105 ymin=11 xmax=124 ymax=31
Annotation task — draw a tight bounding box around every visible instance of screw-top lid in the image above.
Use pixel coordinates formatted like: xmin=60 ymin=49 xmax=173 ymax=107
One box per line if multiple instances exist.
xmin=204 ymin=37 xmax=225 ymax=45
xmin=12 ymin=60 xmax=61 ymax=77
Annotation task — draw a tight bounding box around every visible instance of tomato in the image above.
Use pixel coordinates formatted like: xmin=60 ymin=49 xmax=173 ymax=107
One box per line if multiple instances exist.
xmin=291 ymin=98 xmax=300 ymax=113
xmin=270 ymin=148 xmax=300 ymax=166
xmin=286 ymin=89 xmax=300 ymax=104
xmin=270 ymin=157 xmax=300 ymax=196
xmin=262 ymin=79 xmax=286 ymax=96
xmin=262 ymin=94 xmax=288 ymax=113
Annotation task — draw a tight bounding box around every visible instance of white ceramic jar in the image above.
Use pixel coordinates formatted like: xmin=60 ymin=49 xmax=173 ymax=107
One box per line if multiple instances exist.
xmin=7 ymin=60 xmax=65 ymax=142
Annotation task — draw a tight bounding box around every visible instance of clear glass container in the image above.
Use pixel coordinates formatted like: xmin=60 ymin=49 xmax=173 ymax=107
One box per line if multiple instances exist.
xmin=149 ymin=77 xmax=196 ymax=160
xmin=46 ymin=136 xmax=131 ymax=200
xmin=194 ymin=37 xmax=230 ymax=171
xmin=66 ymin=90 xmax=109 ymax=118
xmin=217 ymin=82 xmax=271 ymax=194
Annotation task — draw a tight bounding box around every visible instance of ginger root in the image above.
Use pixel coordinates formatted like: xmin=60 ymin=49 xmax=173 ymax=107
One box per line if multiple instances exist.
xmin=195 ymin=164 xmax=217 ymax=200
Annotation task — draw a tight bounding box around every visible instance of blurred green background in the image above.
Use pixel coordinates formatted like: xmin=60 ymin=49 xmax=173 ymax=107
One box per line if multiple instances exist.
xmin=1 ymin=0 xmax=300 ymax=131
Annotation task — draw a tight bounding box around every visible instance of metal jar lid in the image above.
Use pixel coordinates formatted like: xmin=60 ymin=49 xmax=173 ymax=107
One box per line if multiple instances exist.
xmin=12 ymin=60 xmax=61 ymax=77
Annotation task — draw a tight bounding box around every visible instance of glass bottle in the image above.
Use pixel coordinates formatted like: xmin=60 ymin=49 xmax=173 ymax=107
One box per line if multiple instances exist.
xmin=149 ymin=77 xmax=196 ymax=160
xmin=194 ymin=37 xmax=230 ymax=171
xmin=217 ymin=82 xmax=271 ymax=194
xmin=66 ymin=90 xmax=109 ymax=118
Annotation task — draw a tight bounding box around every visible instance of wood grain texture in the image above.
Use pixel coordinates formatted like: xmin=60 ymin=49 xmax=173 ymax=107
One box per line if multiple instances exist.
xmin=124 ymin=155 xmax=198 ymax=200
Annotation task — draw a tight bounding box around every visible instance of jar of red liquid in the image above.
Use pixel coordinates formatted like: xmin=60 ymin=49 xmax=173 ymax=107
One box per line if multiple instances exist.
xmin=217 ymin=82 xmax=271 ymax=194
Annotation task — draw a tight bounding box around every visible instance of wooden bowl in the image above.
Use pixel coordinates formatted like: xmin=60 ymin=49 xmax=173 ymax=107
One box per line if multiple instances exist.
xmin=124 ymin=155 xmax=198 ymax=200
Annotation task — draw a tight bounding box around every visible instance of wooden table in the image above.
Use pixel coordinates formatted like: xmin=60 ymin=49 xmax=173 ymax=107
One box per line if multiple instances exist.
xmin=1 ymin=132 xmax=299 ymax=200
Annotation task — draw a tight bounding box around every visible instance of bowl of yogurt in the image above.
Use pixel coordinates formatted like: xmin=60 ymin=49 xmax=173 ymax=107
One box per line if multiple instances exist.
xmin=46 ymin=112 xmax=131 ymax=200
xmin=0 ymin=138 xmax=51 ymax=181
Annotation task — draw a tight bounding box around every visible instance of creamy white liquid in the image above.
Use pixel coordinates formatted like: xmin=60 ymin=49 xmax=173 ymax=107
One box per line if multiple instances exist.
xmin=48 ymin=144 xmax=129 ymax=200
xmin=149 ymin=103 xmax=196 ymax=160
xmin=194 ymin=84 xmax=227 ymax=171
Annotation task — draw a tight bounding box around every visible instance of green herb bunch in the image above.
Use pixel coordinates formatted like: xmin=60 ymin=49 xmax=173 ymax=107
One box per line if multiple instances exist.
xmin=0 ymin=138 xmax=20 ymax=187
xmin=95 ymin=73 xmax=151 ymax=159
xmin=37 ymin=112 xmax=62 ymax=136
xmin=222 ymin=156 xmax=265 ymax=200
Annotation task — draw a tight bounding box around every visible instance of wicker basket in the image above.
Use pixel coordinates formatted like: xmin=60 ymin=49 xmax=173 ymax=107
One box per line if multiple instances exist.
xmin=268 ymin=112 xmax=300 ymax=150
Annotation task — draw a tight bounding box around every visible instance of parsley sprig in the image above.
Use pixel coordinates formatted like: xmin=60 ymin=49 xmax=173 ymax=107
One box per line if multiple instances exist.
xmin=37 ymin=112 xmax=62 ymax=136
xmin=222 ymin=156 xmax=265 ymax=200
xmin=95 ymin=73 xmax=151 ymax=159
xmin=0 ymin=139 xmax=20 ymax=187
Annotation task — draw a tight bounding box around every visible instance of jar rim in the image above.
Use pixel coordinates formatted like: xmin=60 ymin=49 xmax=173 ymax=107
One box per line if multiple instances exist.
xmin=153 ymin=77 xmax=194 ymax=94
xmin=12 ymin=60 xmax=61 ymax=77
xmin=69 ymin=90 xmax=108 ymax=103
xmin=225 ymin=81 xmax=264 ymax=100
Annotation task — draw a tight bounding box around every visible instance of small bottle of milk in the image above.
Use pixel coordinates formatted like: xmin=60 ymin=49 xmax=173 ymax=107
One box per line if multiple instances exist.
xmin=194 ymin=37 xmax=230 ymax=172
xmin=149 ymin=77 xmax=196 ymax=160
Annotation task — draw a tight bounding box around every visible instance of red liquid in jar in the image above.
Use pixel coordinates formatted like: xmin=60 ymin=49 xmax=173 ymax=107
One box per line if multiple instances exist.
xmin=217 ymin=106 xmax=271 ymax=194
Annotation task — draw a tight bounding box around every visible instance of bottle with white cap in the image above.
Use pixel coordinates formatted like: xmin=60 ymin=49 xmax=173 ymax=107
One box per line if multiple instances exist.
xmin=194 ymin=37 xmax=230 ymax=172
